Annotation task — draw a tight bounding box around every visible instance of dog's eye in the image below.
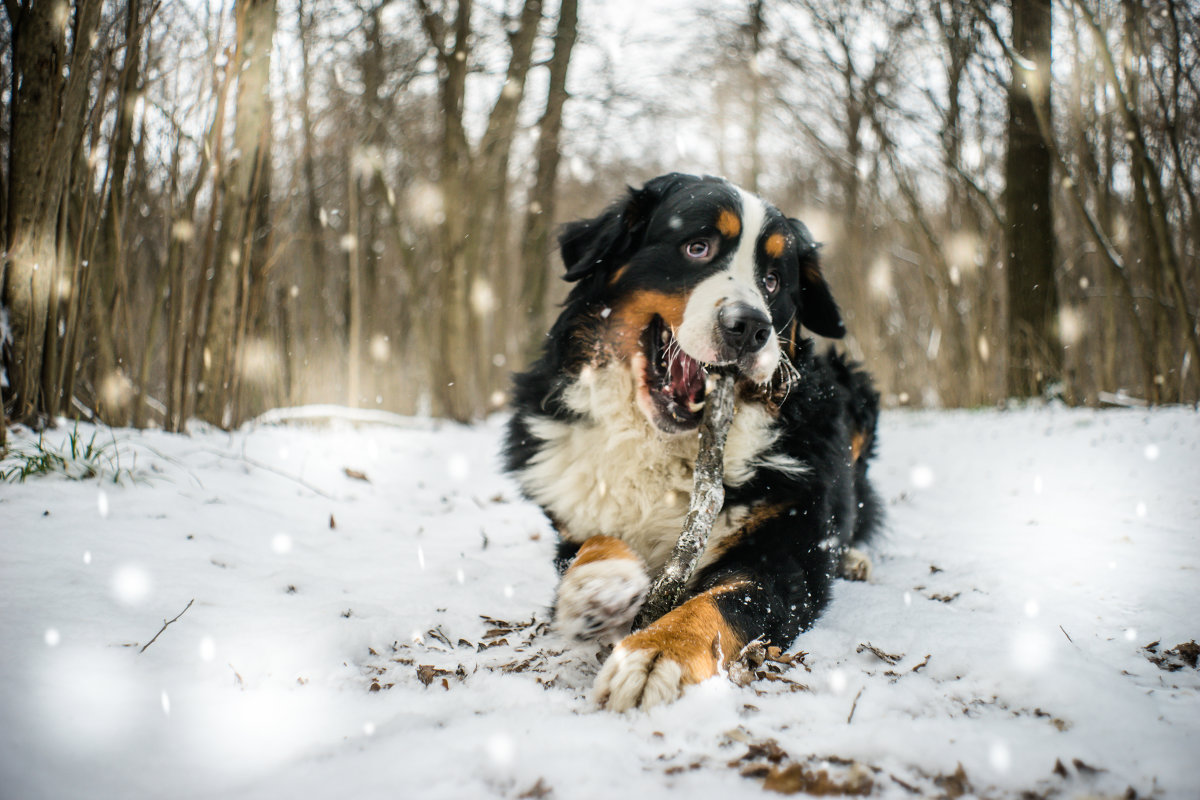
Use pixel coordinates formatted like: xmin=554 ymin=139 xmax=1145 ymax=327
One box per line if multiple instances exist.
xmin=683 ymin=239 xmax=712 ymax=260
xmin=763 ymin=271 xmax=780 ymax=294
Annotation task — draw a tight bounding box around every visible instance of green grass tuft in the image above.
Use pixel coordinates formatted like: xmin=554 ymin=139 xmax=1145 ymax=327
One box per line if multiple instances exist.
xmin=1 ymin=422 xmax=135 ymax=484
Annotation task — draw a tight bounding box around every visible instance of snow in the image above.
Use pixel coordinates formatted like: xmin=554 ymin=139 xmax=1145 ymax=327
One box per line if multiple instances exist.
xmin=1 ymin=406 xmax=1198 ymax=799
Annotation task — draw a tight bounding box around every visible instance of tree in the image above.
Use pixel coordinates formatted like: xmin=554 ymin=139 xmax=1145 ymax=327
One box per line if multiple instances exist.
xmin=1 ymin=0 xmax=102 ymax=426
xmin=196 ymin=0 xmax=277 ymax=428
xmin=520 ymin=0 xmax=579 ymax=342
xmin=1003 ymin=0 xmax=1061 ymax=398
xmin=417 ymin=0 xmax=546 ymax=421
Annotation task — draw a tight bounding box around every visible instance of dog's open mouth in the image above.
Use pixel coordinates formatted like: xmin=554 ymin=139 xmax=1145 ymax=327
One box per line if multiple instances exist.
xmin=639 ymin=315 xmax=708 ymax=431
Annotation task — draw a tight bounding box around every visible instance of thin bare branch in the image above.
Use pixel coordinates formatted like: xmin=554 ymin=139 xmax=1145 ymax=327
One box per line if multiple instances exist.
xmin=139 ymin=598 xmax=195 ymax=654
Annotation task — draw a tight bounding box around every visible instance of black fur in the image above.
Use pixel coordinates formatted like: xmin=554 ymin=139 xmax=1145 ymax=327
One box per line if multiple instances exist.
xmin=505 ymin=173 xmax=881 ymax=655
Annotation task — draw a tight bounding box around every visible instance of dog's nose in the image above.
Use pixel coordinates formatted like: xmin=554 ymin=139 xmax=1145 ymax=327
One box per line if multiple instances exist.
xmin=717 ymin=303 xmax=772 ymax=356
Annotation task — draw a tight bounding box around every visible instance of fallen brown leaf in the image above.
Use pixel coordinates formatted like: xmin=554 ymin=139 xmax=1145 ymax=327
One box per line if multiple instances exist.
xmin=416 ymin=664 xmax=453 ymax=686
xmin=517 ymin=778 xmax=552 ymax=799
xmin=762 ymin=763 xmax=873 ymax=796
xmin=933 ymin=764 xmax=971 ymax=799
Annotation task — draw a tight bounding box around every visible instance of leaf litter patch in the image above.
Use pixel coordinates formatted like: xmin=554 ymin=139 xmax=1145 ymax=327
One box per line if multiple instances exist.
xmin=1143 ymin=640 xmax=1199 ymax=672
xmin=358 ymin=617 xmax=1124 ymax=797
xmin=359 ymin=615 xmax=608 ymax=697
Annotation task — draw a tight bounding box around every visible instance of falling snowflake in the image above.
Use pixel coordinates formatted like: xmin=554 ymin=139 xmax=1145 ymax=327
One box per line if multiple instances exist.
xmin=486 ymin=734 xmax=516 ymax=766
xmin=113 ymin=565 xmax=151 ymax=606
xmin=910 ymin=465 xmax=935 ymax=489
xmin=989 ymin=741 xmax=1011 ymax=772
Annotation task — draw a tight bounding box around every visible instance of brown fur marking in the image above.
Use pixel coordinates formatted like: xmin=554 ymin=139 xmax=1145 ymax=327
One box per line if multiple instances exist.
xmin=571 ymin=535 xmax=640 ymax=569
xmin=606 ymin=289 xmax=689 ymax=359
xmin=716 ymin=208 xmax=742 ymax=239
xmin=765 ymin=231 xmax=786 ymax=259
xmin=703 ymin=503 xmax=790 ymax=564
xmin=850 ymin=431 xmax=868 ymax=462
xmin=620 ymin=582 xmax=748 ymax=685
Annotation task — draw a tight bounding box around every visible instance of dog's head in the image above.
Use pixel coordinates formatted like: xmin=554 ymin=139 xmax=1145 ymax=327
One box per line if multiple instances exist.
xmin=556 ymin=173 xmax=844 ymax=433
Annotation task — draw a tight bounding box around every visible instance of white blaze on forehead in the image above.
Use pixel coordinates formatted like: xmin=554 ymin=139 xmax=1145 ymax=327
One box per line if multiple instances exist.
xmin=674 ymin=188 xmax=779 ymax=381
xmin=729 ymin=189 xmax=769 ymax=295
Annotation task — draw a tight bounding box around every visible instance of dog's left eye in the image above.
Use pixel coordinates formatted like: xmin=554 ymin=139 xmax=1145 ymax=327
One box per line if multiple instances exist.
xmin=763 ymin=271 xmax=780 ymax=294
xmin=683 ymin=239 xmax=712 ymax=260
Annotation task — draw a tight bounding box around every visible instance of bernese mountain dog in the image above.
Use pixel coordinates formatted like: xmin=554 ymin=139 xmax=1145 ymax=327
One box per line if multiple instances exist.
xmin=505 ymin=173 xmax=882 ymax=711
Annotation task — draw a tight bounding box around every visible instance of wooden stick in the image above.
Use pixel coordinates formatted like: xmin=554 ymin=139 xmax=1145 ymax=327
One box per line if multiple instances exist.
xmin=139 ymin=598 xmax=195 ymax=654
xmin=633 ymin=369 xmax=736 ymax=629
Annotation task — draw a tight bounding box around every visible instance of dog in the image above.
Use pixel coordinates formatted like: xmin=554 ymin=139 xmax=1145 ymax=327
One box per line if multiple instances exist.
xmin=504 ymin=173 xmax=882 ymax=711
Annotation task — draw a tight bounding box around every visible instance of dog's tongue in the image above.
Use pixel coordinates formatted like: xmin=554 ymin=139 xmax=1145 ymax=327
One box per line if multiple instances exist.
xmin=668 ymin=350 xmax=706 ymax=409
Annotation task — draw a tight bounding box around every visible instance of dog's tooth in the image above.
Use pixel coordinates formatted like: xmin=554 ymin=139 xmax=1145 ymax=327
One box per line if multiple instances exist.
xmin=688 ymin=399 xmax=706 ymax=413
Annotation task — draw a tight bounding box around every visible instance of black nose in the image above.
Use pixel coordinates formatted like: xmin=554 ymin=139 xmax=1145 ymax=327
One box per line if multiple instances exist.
xmin=717 ymin=303 xmax=772 ymax=357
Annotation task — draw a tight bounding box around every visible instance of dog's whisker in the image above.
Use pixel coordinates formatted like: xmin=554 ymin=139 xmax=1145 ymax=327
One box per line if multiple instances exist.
xmin=774 ymin=351 xmax=801 ymax=402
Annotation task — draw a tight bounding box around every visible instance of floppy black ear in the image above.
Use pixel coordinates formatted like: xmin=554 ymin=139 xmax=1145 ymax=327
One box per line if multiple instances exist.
xmin=559 ymin=206 xmax=633 ymax=282
xmin=789 ymin=218 xmax=845 ymax=339
xmin=558 ymin=174 xmax=689 ymax=282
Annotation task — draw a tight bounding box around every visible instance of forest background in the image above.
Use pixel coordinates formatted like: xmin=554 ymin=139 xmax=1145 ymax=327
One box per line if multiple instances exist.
xmin=1 ymin=0 xmax=1197 ymax=441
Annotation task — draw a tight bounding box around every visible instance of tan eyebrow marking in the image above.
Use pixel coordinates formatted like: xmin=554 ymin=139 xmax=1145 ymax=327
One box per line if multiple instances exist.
xmin=765 ymin=231 xmax=786 ymax=259
xmin=716 ymin=208 xmax=741 ymax=238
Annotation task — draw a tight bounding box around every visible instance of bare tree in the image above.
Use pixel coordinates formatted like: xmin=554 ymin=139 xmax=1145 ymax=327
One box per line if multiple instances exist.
xmin=1004 ymin=0 xmax=1061 ymax=398
xmin=197 ymin=0 xmax=277 ymax=428
xmin=2 ymin=0 xmax=103 ymax=425
xmin=520 ymin=0 xmax=579 ymax=343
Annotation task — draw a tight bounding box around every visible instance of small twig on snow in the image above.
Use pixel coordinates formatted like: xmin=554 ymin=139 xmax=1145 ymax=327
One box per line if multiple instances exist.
xmin=847 ymin=687 xmax=865 ymax=724
xmin=139 ymin=598 xmax=195 ymax=654
xmin=1059 ymin=625 xmax=1073 ymax=643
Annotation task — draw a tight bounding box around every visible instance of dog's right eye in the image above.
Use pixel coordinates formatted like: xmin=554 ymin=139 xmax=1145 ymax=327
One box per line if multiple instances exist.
xmin=683 ymin=239 xmax=712 ymax=260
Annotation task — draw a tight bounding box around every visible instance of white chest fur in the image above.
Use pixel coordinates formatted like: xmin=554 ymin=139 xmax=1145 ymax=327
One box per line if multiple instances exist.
xmin=515 ymin=365 xmax=805 ymax=574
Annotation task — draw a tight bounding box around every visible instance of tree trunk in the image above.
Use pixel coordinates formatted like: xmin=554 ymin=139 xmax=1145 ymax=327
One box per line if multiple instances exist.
xmin=92 ymin=0 xmax=146 ymax=424
xmin=1004 ymin=0 xmax=1061 ymax=398
xmin=520 ymin=0 xmax=578 ymax=339
xmin=418 ymin=0 xmax=474 ymax=421
xmin=2 ymin=0 xmax=102 ymax=425
xmin=197 ymin=0 xmax=276 ymax=428
xmin=747 ymin=0 xmax=765 ymax=193
xmin=472 ymin=0 xmax=542 ymax=397
xmin=346 ymin=155 xmax=362 ymax=408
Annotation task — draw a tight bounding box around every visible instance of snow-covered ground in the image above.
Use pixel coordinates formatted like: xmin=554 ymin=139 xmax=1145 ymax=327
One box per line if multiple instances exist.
xmin=1 ymin=406 xmax=1197 ymax=799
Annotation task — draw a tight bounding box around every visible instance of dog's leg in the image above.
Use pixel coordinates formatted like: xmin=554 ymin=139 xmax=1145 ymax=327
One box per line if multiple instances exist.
xmin=554 ymin=535 xmax=650 ymax=642
xmin=593 ymin=503 xmax=839 ymax=711
xmin=592 ymin=580 xmax=747 ymax=711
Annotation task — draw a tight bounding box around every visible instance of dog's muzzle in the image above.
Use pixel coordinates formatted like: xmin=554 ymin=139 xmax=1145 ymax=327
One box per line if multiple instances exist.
xmin=717 ymin=302 xmax=772 ymax=361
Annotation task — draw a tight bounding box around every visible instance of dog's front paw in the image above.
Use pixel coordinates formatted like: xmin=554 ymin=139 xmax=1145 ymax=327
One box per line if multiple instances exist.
xmin=840 ymin=547 xmax=873 ymax=582
xmin=592 ymin=585 xmax=743 ymax=711
xmin=592 ymin=642 xmax=687 ymax=711
xmin=554 ymin=557 xmax=649 ymax=642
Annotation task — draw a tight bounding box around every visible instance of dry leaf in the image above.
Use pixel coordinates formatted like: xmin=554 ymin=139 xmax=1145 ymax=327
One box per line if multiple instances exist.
xmin=763 ymin=763 xmax=873 ymax=796
xmin=933 ymin=764 xmax=971 ymax=799
xmin=517 ymin=778 xmax=552 ymax=799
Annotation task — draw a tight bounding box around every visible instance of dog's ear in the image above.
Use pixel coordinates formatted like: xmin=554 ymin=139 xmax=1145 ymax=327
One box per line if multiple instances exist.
xmin=788 ymin=218 xmax=845 ymax=339
xmin=558 ymin=206 xmax=634 ymax=282
xmin=559 ymin=174 xmax=685 ymax=282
